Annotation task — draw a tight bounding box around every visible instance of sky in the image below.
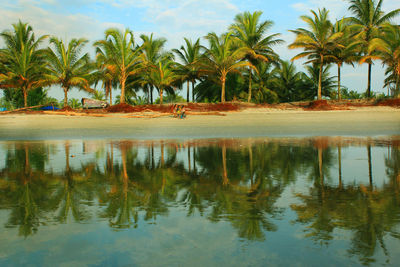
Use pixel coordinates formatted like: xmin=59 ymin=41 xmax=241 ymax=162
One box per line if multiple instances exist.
xmin=1 ymin=0 xmax=400 ymax=101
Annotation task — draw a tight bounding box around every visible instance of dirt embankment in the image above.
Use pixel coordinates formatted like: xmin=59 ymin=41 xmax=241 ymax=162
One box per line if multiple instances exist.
xmin=1 ymin=99 xmax=399 ymax=116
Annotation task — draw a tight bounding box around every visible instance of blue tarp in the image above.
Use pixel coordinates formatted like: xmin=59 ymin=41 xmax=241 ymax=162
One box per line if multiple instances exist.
xmin=40 ymin=106 xmax=59 ymax=111
xmin=0 ymin=108 xmax=7 ymax=112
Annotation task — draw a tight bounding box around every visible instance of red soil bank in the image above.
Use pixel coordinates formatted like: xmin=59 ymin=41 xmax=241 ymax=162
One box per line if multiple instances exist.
xmin=107 ymin=103 xmax=137 ymax=113
xmin=377 ymin=98 xmax=400 ymax=107
xmin=107 ymin=103 xmax=240 ymax=113
xmin=187 ymin=103 xmax=240 ymax=112
xmin=305 ymin=100 xmax=336 ymax=111
xmin=58 ymin=106 xmax=74 ymax=112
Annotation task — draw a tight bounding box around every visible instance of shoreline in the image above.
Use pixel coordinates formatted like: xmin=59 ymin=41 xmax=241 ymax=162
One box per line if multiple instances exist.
xmin=0 ymin=107 xmax=399 ymax=140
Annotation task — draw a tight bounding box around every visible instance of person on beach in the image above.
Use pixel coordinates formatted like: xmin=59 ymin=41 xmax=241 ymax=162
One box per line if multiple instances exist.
xmin=180 ymin=105 xmax=186 ymax=119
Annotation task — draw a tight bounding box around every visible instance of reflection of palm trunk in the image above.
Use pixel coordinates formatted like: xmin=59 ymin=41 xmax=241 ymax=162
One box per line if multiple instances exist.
xmin=161 ymin=142 xmax=164 ymax=167
xmin=65 ymin=142 xmax=70 ymax=173
xmin=338 ymin=145 xmax=342 ymax=189
xmin=249 ymin=144 xmax=253 ymax=186
xmin=121 ymin=147 xmax=128 ymax=183
xmin=193 ymin=147 xmax=196 ymax=174
xmin=151 ymin=143 xmax=155 ymax=169
xmin=222 ymin=144 xmax=228 ymax=185
xmin=367 ymin=145 xmax=373 ymax=189
xmin=188 ymin=145 xmax=191 ymax=173
xmin=318 ymin=147 xmax=325 ymax=198
xmin=24 ymin=143 xmax=30 ymax=176
xmin=111 ymin=143 xmax=114 ymax=173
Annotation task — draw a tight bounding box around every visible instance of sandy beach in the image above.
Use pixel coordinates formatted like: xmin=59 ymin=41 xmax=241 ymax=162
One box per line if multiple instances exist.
xmin=0 ymin=106 xmax=399 ymax=140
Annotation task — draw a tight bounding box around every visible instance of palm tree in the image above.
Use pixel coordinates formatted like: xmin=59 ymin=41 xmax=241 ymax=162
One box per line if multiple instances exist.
xmin=45 ymin=37 xmax=92 ymax=107
xmin=347 ymin=0 xmax=400 ymax=98
xmin=94 ymin=46 xmax=118 ymax=105
xmin=274 ymin=60 xmax=304 ymax=102
xmin=172 ymin=38 xmax=202 ymax=102
xmin=289 ymin=8 xmax=342 ymax=100
xmin=200 ymin=32 xmax=254 ymax=103
xmin=0 ymin=21 xmax=48 ymax=107
xmin=151 ymin=59 xmax=180 ymax=104
xmin=94 ymin=28 xmax=142 ymax=104
xmin=230 ymin=11 xmax=283 ymax=102
xmin=140 ymin=33 xmax=168 ymax=104
xmin=330 ymin=19 xmax=358 ymax=100
xmin=251 ymin=61 xmax=279 ymax=104
xmin=368 ymin=24 xmax=400 ymax=95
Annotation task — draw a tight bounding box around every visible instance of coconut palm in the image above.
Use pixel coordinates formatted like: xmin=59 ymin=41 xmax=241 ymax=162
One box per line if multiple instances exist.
xmin=45 ymin=37 xmax=92 ymax=107
xmin=330 ymin=19 xmax=358 ymax=100
xmin=0 ymin=21 xmax=48 ymax=107
xmin=172 ymin=38 xmax=202 ymax=102
xmin=230 ymin=11 xmax=283 ymax=102
xmin=367 ymin=24 xmax=400 ymax=95
xmin=94 ymin=28 xmax=142 ymax=104
xmin=200 ymin=32 xmax=254 ymax=103
xmin=273 ymin=60 xmax=304 ymax=102
xmin=347 ymin=0 xmax=400 ymax=98
xmin=94 ymin=46 xmax=118 ymax=105
xmin=151 ymin=59 xmax=180 ymax=105
xmin=289 ymin=8 xmax=342 ymax=100
xmin=140 ymin=33 xmax=169 ymax=104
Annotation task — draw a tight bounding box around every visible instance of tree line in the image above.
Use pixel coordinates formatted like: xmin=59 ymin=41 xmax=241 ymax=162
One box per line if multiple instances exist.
xmin=0 ymin=0 xmax=399 ymax=108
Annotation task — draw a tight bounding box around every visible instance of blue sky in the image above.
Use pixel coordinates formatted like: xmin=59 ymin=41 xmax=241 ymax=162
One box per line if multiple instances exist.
xmin=1 ymin=0 xmax=400 ymax=100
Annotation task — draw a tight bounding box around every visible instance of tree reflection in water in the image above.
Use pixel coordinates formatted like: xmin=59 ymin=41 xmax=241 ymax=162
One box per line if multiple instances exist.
xmin=0 ymin=137 xmax=399 ymax=264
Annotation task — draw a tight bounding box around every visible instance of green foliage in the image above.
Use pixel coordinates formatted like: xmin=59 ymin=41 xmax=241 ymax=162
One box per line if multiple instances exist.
xmin=0 ymin=21 xmax=48 ymax=107
xmin=340 ymin=88 xmax=362 ymax=99
xmin=94 ymin=28 xmax=142 ymax=104
xmin=92 ymin=90 xmax=105 ymax=101
xmin=289 ymin=8 xmax=342 ymax=100
xmin=45 ymin=37 xmax=93 ymax=106
xmin=155 ymin=94 xmax=186 ymax=104
xmin=68 ymin=98 xmax=82 ymax=109
xmin=3 ymin=87 xmax=49 ymax=108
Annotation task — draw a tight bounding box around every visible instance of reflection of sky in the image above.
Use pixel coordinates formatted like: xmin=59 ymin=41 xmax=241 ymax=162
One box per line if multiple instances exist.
xmin=0 ymin=138 xmax=399 ymax=266
xmin=1 ymin=206 xmax=399 ymax=266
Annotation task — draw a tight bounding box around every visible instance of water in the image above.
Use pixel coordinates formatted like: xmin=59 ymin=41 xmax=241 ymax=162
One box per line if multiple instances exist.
xmin=0 ymin=137 xmax=399 ymax=266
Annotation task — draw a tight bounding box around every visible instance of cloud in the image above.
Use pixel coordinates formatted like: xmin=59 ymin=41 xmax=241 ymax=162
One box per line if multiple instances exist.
xmin=292 ymin=0 xmax=400 ymax=23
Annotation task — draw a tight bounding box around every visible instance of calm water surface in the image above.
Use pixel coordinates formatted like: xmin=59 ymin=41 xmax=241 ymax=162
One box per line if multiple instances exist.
xmin=0 ymin=137 xmax=399 ymax=266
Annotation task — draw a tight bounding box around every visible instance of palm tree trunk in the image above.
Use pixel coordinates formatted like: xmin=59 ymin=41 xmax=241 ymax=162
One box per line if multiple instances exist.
xmin=150 ymin=86 xmax=153 ymax=104
xmin=337 ymin=64 xmax=341 ymax=100
xmin=192 ymin=80 xmax=195 ymax=102
xmin=110 ymin=84 xmax=112 ymax=105
xmin=221 ymin=75 xmax=226 ymax=103
xmin=159 ymin=88 xmax=163 ymax=105
xmin=318 ymin=55 xmax=323 ymax=100
xmin=23 ymin=87 xmax=28 ymax=108
xmin=187 ymin=81 xmax=190 ymax=102
xmin=247 ymin=69 xmax=252 ymax=103
xmin=63 ymin=86 xmax=68 ymax=107
xmin=120 ymin=75 xmax=126 ymax=104
xmin=367 ymin=63 xmax=372 ymax=98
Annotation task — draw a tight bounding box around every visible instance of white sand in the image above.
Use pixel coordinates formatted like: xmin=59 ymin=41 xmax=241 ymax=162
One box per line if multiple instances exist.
xmin=0 ymin=107 xmax=399 ymax=140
